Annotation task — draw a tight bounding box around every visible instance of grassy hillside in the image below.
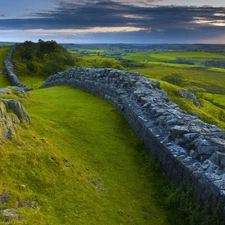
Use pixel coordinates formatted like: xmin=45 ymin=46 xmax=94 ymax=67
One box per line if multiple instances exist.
xmin=0 ymin=85 xmax=192 ymax=225
xmin=12 ymin=41 xmax=124 ymax=89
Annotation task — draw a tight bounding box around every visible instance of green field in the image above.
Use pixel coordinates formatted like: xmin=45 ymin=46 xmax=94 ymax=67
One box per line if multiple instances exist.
xmin=123 ymin=52 xmax=225 ymax=62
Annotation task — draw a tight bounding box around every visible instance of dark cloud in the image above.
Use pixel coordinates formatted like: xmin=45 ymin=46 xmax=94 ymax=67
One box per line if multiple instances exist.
xmin=0 ymin=0 xmax=225 ymax=43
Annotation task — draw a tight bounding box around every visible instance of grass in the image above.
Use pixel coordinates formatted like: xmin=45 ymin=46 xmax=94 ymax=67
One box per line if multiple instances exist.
xmin=130 ymin=66 xmax=225 ymax=92
xmin=0 ymin=74 xmax=11 ymax=88
xmin=123 ymin=52 xmax=225 ymax=62
xmin=0 ymin=46 xmax=11 ymax=69
xmin=0 ymin=45 xmax=224 ymax=224
xmin=0 ymin=85 xmax=190 ymax=225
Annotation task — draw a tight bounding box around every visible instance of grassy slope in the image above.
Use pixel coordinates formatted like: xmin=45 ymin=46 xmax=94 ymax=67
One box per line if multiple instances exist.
xmin=0 ymin=46 xmax=14 ymax=87
xmin=0 ymin=46 xmax=11 ymax=69
xmin=0 ymin=84 xmax=188 ymax=225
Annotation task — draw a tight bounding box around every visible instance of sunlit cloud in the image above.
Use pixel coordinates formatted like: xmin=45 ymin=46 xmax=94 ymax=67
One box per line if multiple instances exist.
xmin=1 ymin=0 xmax=225 ymax=43
xmin=0 ymin=26 xmax=147 ymax=35
xmin=123 ymin=14 xmax=145 ymax=19
xmin=214 ymin=13 xmax=225 ymax=16
xmin=193 ymin=17 xmax=225 ymax=26
xmin=211 ymin=21 xmax=225 ymax=26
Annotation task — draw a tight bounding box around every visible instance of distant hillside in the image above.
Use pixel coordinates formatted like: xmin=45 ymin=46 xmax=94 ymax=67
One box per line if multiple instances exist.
xmin=12 ymin=40 xmax=75 ymax=78
xmin=12 ymin=40 xmax=125 ymax=89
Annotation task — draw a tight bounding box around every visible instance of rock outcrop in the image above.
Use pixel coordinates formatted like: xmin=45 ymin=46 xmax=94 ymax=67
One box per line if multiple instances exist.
xmin=176 ymin=90 xmax=201 ymax=107
xmin=40 ymin=67 xmax=225 ymax=214
xmin=0 ymin=97 xmax=30 ymax=139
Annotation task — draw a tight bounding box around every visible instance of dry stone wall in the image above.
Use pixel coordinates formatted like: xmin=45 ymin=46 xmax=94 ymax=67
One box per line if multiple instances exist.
xmin=3 ymin=44 xmax=31 ymax=91
xmin=40 ymin=67 xmax=225 ymax=214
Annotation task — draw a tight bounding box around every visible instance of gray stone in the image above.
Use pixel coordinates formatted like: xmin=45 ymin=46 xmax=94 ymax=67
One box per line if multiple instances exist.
xmin=203 ymin=173 xmax=222 ymax=185
xmin=221 ymin=158 xmax=225 ymax=167
xmin=171 ymin=125 xmax=189 ymax=135
xmin=2 ymin=99 xmax=30 ymax=123
xmin=190 ymin=150 xmax=198 ymax=159
xmin=210 ymin=152 xmax=221 ymax=165
xmin=0 ymin=208 xmax=17 ymax=221
xmin=0 ymin=193 xmax=11 ymax=204
xmin=197 ymin=146 xmax=218 ymax=155
xmin=176 ymin=90 xmax=201 ymax=107
xmin=183 ymin=133 xmax=198 ymax=141
xmin=0 ymin=88 xmax=11 ymax=95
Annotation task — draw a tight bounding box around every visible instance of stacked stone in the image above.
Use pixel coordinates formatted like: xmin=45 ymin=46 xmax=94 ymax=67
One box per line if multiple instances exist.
xmin=3 ymin=44 xmax=32 ymax=91
xmin=40 ymin=67 xmax=225 ymax=213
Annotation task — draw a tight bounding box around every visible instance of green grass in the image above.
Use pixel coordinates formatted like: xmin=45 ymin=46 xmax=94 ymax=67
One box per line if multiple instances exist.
xmin=130 ymin=66 xmax=225 ymax=91
xmin=0 ymin=46 xmax=11 ymax=69
xmin=0 ymin=74 xmax=11 ymax=88
xmin=0 ymin=46 xmax=14 ymax=87
xmin=123 ymin=52 xmax=225 ymax=62
xmin=147 ymin=61 xmax=200 ymax=68
xmin=0 ymin=85 xmax=189 ymax=225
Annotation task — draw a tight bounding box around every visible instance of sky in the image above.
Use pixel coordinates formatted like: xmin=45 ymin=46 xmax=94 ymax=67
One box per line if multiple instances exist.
xmin=0 ymin=0 xmax=225 ymax=44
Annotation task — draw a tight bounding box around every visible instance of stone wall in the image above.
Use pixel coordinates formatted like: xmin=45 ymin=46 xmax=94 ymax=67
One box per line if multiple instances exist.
xmin=3 ymin=44 xmax=31 ymax=91
xmin=40 ymin=67 xmax=225 ymax=214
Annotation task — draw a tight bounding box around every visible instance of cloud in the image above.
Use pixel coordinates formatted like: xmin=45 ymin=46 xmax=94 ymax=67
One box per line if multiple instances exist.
xmin=1 ymin=0 xmax=225 ymax=43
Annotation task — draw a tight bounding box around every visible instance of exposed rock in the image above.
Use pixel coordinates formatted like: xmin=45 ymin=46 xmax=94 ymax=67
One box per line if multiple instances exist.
xmin=17 ymin=201 xmax=39 ymax=209
xmin=62 ymin=158 xmax=71 ymax=167
xmin=0 ymin=99 xmax=30 ymax=139
xmin=176 ymin=90 xmax=201 ymax=107
xmin=0 ymin=208 xmax=17 ymax=221
xmin=0 ymin=88 xmax=11 ymax=95
xmin=0 ymin=193 xmax=11 ymax=204
xmin=40 ymin=138 xmax=45 ymax=142
xmin=2 ymin=99 xmax=30 ymax=123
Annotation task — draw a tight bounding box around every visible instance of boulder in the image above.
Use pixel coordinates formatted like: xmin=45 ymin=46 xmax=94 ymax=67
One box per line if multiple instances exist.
xmin=2 ymin=99 xmax=30 ymax=123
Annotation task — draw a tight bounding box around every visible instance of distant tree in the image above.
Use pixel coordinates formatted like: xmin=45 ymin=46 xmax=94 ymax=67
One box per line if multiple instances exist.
xmin=162 ymin=73 xmax=187 ymax=87
xmin=16 ymin=40 xmax=76 ymax=77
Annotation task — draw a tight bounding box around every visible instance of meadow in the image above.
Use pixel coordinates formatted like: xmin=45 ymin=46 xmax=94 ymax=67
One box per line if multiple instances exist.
xmin=0 ymin=43 xmax=224 ymax=224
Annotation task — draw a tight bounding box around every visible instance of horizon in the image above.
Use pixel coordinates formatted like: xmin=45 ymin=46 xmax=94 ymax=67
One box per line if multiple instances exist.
xmin=2 ymin=41 xmax=225 ymax=45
